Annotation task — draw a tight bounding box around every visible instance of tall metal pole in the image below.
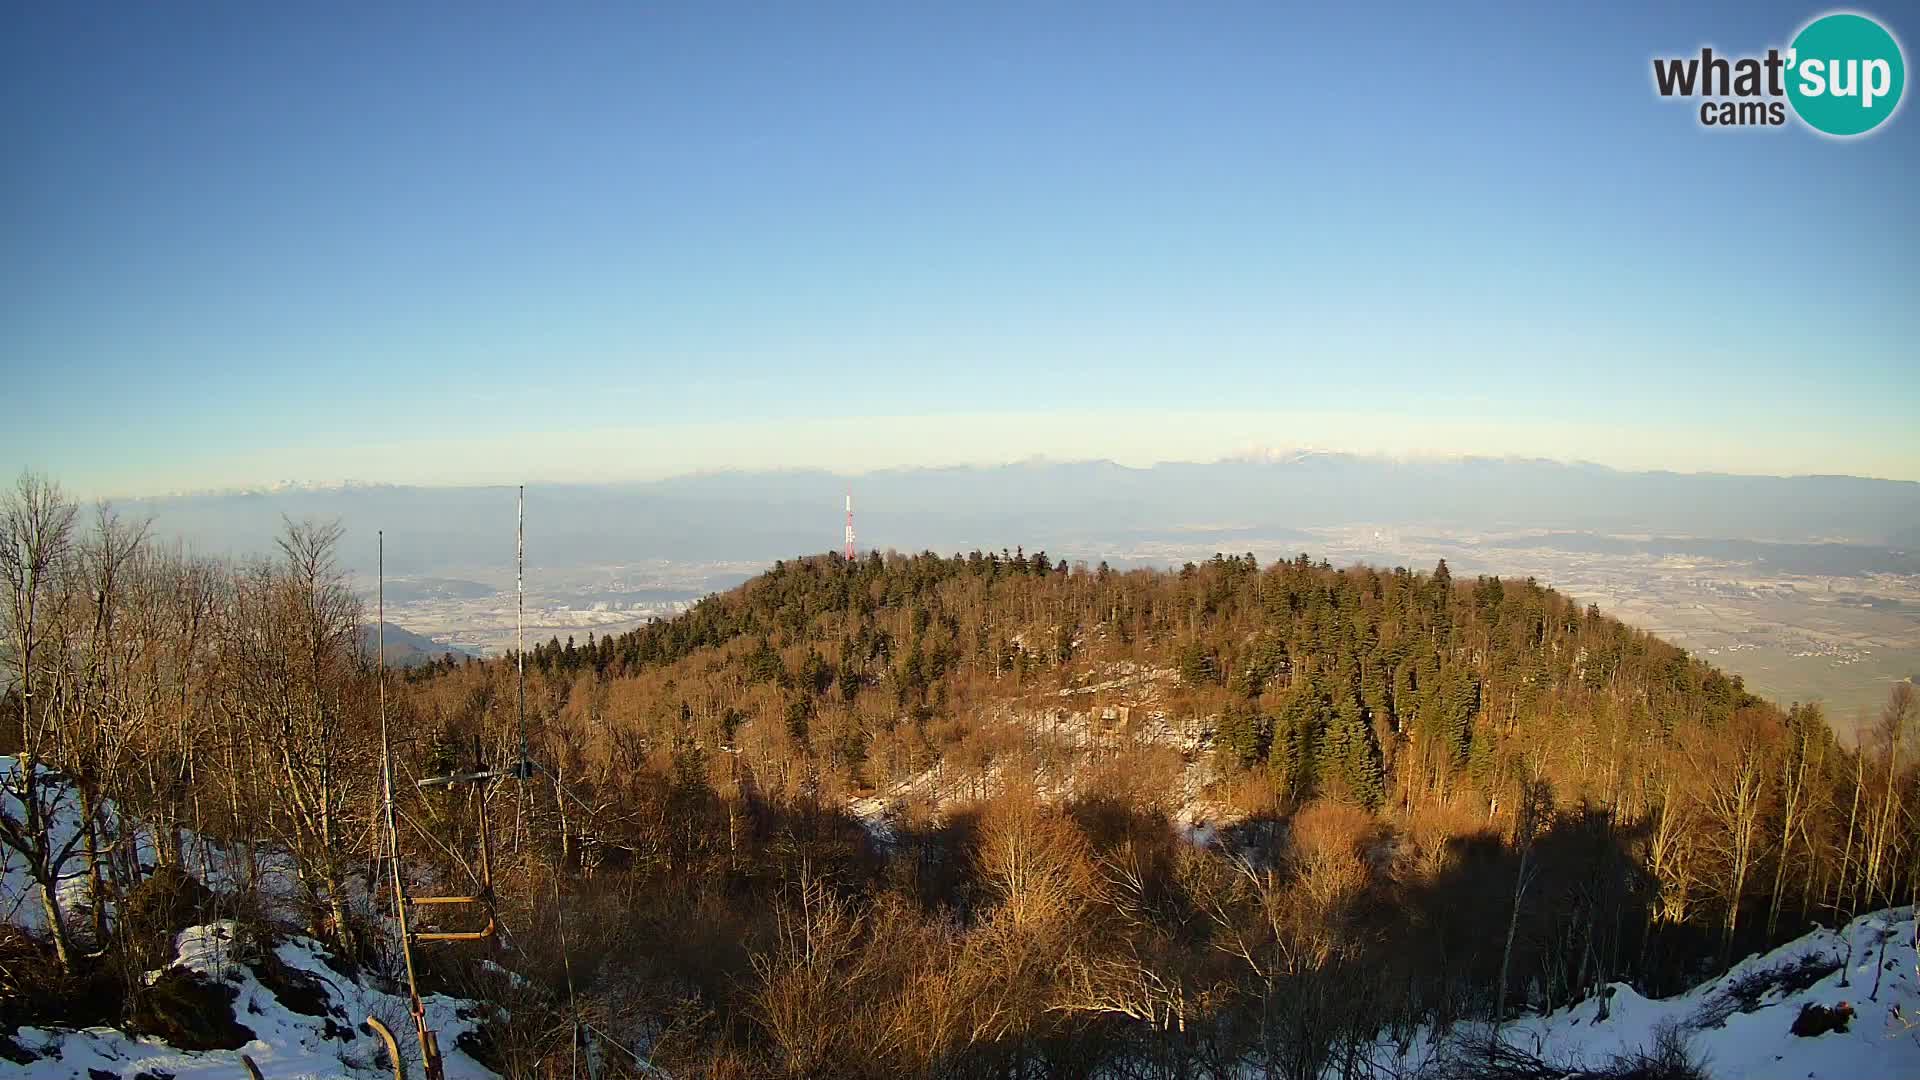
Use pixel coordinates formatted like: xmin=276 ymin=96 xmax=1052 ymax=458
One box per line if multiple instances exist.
xmin=517 ymin=485 xmax=528 ymax=771
xmin=378 ymin=531 xmax=442 ymax=1080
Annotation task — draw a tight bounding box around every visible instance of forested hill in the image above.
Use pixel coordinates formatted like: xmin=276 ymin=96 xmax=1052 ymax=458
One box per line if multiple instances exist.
xmin=391 ymin=544 xmax=1920 ymax=1076
xmin=9 ymin=491 xmax=1915 ymax=1078
xmin=456 ymin=548 xmax=1768 ymax=817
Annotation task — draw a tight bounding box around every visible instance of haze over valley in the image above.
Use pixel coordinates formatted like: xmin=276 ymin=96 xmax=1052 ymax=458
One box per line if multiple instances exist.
xmin=123 ymin=455 xmax=1920 ymax=724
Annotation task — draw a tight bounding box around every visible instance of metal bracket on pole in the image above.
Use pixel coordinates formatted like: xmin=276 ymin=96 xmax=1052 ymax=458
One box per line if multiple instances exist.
xmin=404 ymin=738 xmax=500 ymax=947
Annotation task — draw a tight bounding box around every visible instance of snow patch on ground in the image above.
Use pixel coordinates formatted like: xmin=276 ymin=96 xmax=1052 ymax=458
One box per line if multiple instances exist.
xmin=8 ymin=922 xmax=498 ymax=1079
xmin=847 ymin=661 xmax=1238 ymax=850
xmin=1 ymin=757 xmax=305 ymax=937
xmin=1372 ymin=906 xmax=1920 ymax=1079
xmin=1 ymin=759 xmax=94 ymax=932
xmin=3 ymin=757 xmax=500 ymax=1079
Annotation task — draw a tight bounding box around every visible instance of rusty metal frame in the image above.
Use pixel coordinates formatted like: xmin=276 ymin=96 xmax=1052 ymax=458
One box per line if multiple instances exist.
xmin=375 ymin=535 xmax=496 ymax=1080
xmin=403 ymin=748 xmax=499 ymax=947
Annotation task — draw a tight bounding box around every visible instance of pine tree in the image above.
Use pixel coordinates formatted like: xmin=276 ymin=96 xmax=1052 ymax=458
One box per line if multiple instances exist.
xmin=1268 ymin=685 xmax=1319 ymax=802
xmin=1217 ymin=700 xmax=1270 ymax=769
xmin=1177 ymin=639 xmax=1219 ymax=687
xmin=1320 ymin=687 xmax=1385 ymax=809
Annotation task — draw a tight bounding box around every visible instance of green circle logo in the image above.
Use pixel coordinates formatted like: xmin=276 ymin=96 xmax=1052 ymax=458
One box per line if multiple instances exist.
xmin=1786 ymin=12 xmax=1906 ymax=136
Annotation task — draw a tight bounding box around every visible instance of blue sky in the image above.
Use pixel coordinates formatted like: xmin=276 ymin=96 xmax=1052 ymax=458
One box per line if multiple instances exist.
xmin=3 ymin=2 xmax=1916 ymax=495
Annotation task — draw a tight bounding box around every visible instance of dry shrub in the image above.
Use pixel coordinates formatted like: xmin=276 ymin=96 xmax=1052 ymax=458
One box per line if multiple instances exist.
xmin=1221 ymin=768 xmax=1283 ymax=817
xmin=1079 ymin=745 xmax=1184 ymax=815
xmin=119 ymin=865 xmax=215 ymax=968
xmin=1403 ymin=794 xmax=1486 ymax=881
xmin=976 ymin=789 xmax=1100 ymax=934
xmin=748 ymin=870 xmax=881 ymax=1075
xmin=0 ymin=923 xmax=124 ymax=1030
xmin=0 ymin=924 xmax=46 ymax=1015
xmin=1288 ymin=799 xmax=1375 ymax=912
xmin=1421 ymin=1021 xmax=1707 ymax=1080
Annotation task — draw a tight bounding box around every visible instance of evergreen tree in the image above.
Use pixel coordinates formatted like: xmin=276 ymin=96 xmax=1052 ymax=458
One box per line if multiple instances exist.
xmin=1320 ymin=689 xmax=1385 ymax=809
xmin=1268 ymin=682 xmax=1321 ymax=801
xmin=1217 ymin=699 xmax=1270 ymax=769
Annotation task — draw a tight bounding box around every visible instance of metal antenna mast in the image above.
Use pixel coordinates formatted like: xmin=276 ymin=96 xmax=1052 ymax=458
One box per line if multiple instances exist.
xmin=844 ymin=491 xmax=856 ymax=562
xmin=362 ymin=490 xmax=570 ymax=1078
xmin=370 ymin=533 xmax=444 ymax=1080
xmin=518 ymin=486 xmax=526 ymax=762
xmin=366 ymin=530 xmax=500 ymax=1080
xmin=513 ymin=485 xmax=532 ymax=779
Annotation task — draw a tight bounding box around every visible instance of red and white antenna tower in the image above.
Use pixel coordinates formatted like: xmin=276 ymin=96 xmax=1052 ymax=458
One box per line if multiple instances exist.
xmin=844 ymin=491 xmax=856 ymax=561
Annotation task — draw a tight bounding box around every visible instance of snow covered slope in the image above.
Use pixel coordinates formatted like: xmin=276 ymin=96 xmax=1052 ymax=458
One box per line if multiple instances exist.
xmin=1 ymin=758 xmax=92 ymax=932
xmin=1384 ymin=907 xmax=1920 ymax=1079
xmin=3 ymin=756 xmax=499 ymax=1079
xmin=1509 ymin=907 xmax=1917 ymax=1079
xmin=5 ymin=922 xmax=497 ymax=1080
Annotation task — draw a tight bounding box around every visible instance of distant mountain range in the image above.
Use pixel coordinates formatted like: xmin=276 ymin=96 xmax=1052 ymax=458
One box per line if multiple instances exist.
xmin=111 ymin=456 xmax=1920 ymax=576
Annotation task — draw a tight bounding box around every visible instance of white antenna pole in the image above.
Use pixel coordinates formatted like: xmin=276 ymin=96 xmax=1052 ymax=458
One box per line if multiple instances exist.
xmin=378 ymin=531 xmax=385 ymax=742
xmin=377 ymin=531 xmax=435 ymax=1073
xmin=378 ymin=530 xmax=396 ymax=884
xmin=516 ymin=486 xmax=527 ymax=769
xmin=517 ymin=486 xmax=524 ymax=661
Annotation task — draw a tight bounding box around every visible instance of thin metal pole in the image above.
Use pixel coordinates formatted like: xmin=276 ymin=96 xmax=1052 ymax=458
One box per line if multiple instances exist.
xmin=380 ymin=532 xmax=439 ymax=1080
xmin=474 ymin=732 xmax=495 ymax=954
xmin=517 ymin=485 xmax=527 ymax=764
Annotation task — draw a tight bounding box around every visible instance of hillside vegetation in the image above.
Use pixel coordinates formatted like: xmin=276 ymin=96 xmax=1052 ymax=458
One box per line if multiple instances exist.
xmin=4 ymin=472 xmax=1917 ymax=1078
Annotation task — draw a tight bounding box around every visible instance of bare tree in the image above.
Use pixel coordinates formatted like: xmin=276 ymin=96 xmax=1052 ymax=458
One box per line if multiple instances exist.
xmin=128 ymin=548 xmax=224 ymax=872
xmin=62 ymin=503 xmax=152 ymax=946
xmin=223 ymin=517 xmax=369 ymax=947
xmin=0 ymin=472 xmax=84 ymax=969
xmin=1496 ymin=777 xmax=1552 ymax=1026
xmin=1645 ymin=770 xmax=1697 ymax=927
xmin=1766 ymin=704 xmax=1817 ymax=940
xmin=1863 ymin=683 xmax=1915 ymax=908
xmin=976 ymin=789 xmax=1096 ymax=934
xmin=1685 ymin=707 xmax=1775 ymax=963
xmin=1832 ymin=723 xmax=1868 ymax=918
xmin=1194 ymin=801 xmax=1378 ymax=1080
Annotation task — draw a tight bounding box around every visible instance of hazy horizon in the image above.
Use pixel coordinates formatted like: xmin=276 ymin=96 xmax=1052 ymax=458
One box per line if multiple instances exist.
xmin=82 ymin=456 xmax=1918 ymax=723
xmin=31 ymin=442 xmax=1920 ymax=504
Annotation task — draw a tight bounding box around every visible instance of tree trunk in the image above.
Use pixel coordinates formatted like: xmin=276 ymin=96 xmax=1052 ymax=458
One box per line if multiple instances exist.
xmin=1724 ymin=861 xmax=1745 ymax=960
xmin=38 ymin=873 xmax=77 ymax=973
xmin=1495 ymin=845 xmax=1531 ymax=1027
xmin=1767 ymin=747 xmax=1806 ymax=940
xmin=322 ymin=865 xmax=354 ymax=953
xmin=1866 ymin=731 xmax=1901 ymax=907
xmin=555 ymin=762 xmax=573 ymax=869
xmin=81 ymin=785 xmax=110 ymax=947
xmin=1834 ymin=756 xmax=1863 ymax=916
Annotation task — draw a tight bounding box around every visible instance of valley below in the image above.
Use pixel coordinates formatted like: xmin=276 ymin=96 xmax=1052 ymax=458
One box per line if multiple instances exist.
xmin=370 ymin=522 xmax=1919 ymax=727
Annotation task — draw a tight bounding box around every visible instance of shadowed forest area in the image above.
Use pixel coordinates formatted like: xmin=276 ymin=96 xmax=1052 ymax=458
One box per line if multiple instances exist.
xmin=4 ymin=471 xmax=1917 ymax=1078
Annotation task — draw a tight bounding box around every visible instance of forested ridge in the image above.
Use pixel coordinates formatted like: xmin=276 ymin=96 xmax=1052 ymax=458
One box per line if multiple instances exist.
xmin=4 ymin=472 xmax=1917 ymax=1078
